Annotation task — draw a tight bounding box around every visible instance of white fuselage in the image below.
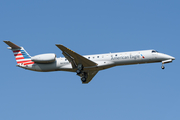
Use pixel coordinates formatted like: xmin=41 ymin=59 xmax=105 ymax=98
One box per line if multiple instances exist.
xmin=19 ymin=50 xmax=175 ymax=72
xmin=4 ymin=41 xmax=175 ymax=83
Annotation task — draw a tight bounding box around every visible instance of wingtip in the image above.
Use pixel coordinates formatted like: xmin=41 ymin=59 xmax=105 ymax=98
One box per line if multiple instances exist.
xmin=3 ymin=40 xmax=10 ymax=43
xmin=55 ymin=44 xmax=66 ymax=48
xmin=55 ymin=44 xmax=63 ymax=46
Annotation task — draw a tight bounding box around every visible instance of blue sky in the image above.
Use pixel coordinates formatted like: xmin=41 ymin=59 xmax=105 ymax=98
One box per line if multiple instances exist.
xmin=1 ymin=0 xmax=179 ymax=120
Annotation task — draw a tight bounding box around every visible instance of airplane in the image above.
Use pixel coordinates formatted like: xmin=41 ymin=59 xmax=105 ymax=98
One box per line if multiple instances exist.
xmin=4 ymin=41 xmax=175 ymax=84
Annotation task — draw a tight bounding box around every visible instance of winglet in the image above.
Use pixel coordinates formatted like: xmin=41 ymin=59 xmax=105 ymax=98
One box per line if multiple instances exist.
xmin=3 ymin=41 xmax=21 ymax=49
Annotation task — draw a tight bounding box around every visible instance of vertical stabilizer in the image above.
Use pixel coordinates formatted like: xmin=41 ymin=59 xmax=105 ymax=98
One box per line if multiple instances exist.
xmin=4 ymin=41 xmax=34 ymax=65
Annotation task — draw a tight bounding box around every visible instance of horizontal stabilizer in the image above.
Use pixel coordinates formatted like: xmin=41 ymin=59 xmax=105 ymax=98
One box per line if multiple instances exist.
xmin=3 ymin=41 xmax=21 ymax=49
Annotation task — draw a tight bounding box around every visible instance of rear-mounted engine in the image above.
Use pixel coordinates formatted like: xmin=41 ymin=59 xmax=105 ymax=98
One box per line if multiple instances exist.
xmin=31 ymin=53 xmax=56 ymax=63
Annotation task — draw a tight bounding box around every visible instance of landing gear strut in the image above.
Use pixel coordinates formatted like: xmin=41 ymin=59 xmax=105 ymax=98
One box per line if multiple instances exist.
xmin=81 ymin=72 xmax=88 ymax=83
xmin=76 ymin=64 xmax=88 ymax=83
xmin=161 ymin=63 xmax=165 ymax=69
xmin=76 ymin=64 xmax=83 ymax=74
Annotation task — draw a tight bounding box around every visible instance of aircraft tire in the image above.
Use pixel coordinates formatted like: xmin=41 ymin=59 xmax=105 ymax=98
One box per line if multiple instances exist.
xmin=76 ymin=69 xmax=81 ymax=74
xmin=77 ymin=64 xmax=83 ymax=71
xmin=161 ymin=66 xmax=165 ymax=69
xmin=81 ymin=77 xmax=86 ymax=83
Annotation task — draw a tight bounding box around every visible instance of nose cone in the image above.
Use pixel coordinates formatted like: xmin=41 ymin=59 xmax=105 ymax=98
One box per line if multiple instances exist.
xmin=167 ymin=54 xmax=175 ymax=60
xmin=163 ymin=54 xmax=175 ymax=60
xmin=159 ymin=53 xmax=175 ymax=60
xmin=171 ymin=56 xmax=175 ymax=60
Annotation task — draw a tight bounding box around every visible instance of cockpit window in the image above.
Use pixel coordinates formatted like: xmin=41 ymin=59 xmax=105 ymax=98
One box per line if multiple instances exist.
xmin=152 ymin=50 xmax=158 ymax=53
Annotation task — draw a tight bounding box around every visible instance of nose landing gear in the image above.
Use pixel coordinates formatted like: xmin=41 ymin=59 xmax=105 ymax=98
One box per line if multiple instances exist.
xmin=161 ymin=65 xmax=165 ymax=69
xmin=161 ymin=63 xmax=165 ymax=69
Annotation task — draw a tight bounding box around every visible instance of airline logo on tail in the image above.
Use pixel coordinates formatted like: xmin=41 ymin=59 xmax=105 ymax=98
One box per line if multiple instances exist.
xmin=13 ymin=48 xmax=34 ymax=65
xmin=4 ymin=41 xmax=34 ymax=65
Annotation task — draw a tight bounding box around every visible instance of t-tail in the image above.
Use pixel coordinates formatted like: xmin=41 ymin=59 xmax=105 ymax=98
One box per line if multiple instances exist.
xmin=4 ymin=41 xmax=34 ymax=65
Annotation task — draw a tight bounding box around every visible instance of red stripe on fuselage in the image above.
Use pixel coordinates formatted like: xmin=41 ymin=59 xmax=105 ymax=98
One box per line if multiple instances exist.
xmin=17 ymin=60 xmax=32 ymax=64
xmin=15 ymin=57 xmax=24 ymax=60
xmin=14 ymin=53 xmax=22 ymax=56
xmin=23 ymin=62 xmax=34 ymax=65
xmin=13 ymin=50 xmax=20 ymax=53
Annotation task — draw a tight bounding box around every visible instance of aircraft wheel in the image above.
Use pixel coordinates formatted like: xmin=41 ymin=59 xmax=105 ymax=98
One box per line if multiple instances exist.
xmin=161 ymin=66 xmax=165 ymax=69
xmin=81 ymin=77 xmax=86 ymax=83
xmin=77 ymin=64 xmax=83 ymax=71
xmin=76 ymin=69 xmax=81 ymax=74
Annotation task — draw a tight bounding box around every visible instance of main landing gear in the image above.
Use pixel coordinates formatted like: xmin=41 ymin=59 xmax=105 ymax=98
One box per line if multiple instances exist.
xmin=81 ymin=72 xmax=87 ymax=83
xmin=76 ymin=64 xmax=83 ymax=74
xmin=76 ymin=64 xmax=88 ymax=83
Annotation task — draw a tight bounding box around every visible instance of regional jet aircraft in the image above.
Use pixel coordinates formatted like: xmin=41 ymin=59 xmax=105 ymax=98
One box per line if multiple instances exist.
xmin=4 ymin=41 xmax=175 ymax=84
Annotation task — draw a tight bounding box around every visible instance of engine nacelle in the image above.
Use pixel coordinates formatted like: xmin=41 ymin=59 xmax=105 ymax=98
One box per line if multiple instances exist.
xmin=31 ymin=53 xmax=56 ymax=63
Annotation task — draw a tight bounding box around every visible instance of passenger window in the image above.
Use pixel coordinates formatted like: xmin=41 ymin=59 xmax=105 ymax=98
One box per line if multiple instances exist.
xmin=97 ymin=56 xmax=99 ymax=58
xmin=115 ymin=54 xmax=117 ymax=56
xmin=88 ymin=57 xmax=90 ymax=59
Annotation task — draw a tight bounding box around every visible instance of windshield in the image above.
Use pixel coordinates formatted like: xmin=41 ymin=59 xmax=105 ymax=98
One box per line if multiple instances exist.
xmin=152 ymin=50 xmax=158 ymax=53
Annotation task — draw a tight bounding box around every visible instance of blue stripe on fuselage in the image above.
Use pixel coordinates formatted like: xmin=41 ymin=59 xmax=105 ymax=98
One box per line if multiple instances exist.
xmin=20 ymin=50 xmax=30 ymax=59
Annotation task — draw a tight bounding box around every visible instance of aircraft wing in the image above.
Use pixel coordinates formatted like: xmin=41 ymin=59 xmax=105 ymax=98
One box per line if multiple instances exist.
xmin=56 ymin=44 xmax=97 ymax=69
